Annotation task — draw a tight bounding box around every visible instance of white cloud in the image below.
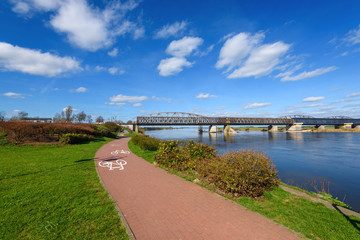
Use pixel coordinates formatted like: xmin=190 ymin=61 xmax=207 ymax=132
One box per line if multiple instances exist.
xmin=346 ymin=92 xmax=360 ymax=98
xmin=244 ymin=103 xmax=272 ymax=109
xmin=166 ymin=37 xmax=203 ymax=57
xmin=302 ymin=96 xmax=325 ymax=102
xmin=157 ymin=57 xmax=192 ymax=76
xmin=62 ymin=106 xmax=79 ymax=112
xmin=95 ymin=65 xmax=125 ymax=75
xmin=344 ymin=24 xmax=360 ymax=45
xmin=216 ymin=32 xmax=264 ymax=70
xmin=110 ymin=94 xmax=148 ymax=103
xmin=216 ymin=32 xmax=290 ymax=79
xmin=11 ymin=0 xmax=143 ymax=51
xmin=106 ymin=102 xmax=126 ymax=107
xmin=2 ymin=92 xmax=25 ymax=99
xmin=154 ymin=21 xmax=188 ymax=39
xmin=108 ymin=67 xmax=118 ymax=75
xmin=196 ymin=93 xmax=218 ymax=99
xmin=287 ymin=103 xmax=327 ymax=110
xmin=228 ymin=42 xmax=290 ymax=79
xmin=0 ymin=42 xmax=81 ymax=77
xmin=279 ymin=66 xmax=337 ymax=82
xmin=74 ymin=87 xmax=87 ymax=93
xmin=151 ymin=96 xmax=172 ymax=102
xmin=158 ymin=36 xmax=203 ymax=76
xmin=133 ymin=103 xmax=142 ymax=107
xmin=108 ymin=48 xmax=118 ymax=57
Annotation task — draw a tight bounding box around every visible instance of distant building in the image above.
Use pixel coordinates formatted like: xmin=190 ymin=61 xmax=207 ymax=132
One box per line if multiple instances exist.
xmin=23 ymin=117 xmax=52 ymax=123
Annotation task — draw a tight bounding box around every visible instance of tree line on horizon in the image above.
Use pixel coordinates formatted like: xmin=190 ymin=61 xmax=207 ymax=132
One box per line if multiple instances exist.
xmin=0 ymin=106 xmax=134 ymax=124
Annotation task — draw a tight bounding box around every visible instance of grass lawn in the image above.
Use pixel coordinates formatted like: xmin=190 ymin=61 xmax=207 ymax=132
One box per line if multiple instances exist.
xmin=0 ymin=138 xmax=128 ymax=240
xmin=128 ymin=137 xmax=360 ymax=240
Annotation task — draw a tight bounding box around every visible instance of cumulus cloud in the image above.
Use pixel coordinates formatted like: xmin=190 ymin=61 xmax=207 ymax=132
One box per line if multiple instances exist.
xmin=166 ymin=37 xmax=203 ymax=57
xmin=302 ymin=96 xmax=325 ymax=102
xmin=0 ymin=42 xmax=81 ymax=77
xmin=151 ymin=96 xmax=172 ymax=102
xmin=154 ymin=21 xmax=188 ymax=39
xmin=110 ymin=94 xmax=148 ymax=103
xmin=244 ymin=103 xmax=272 ymax=109
xmin=11 ymin=0 xmax=143 ymax=51
xmin=216 ymin=32 xmax=290 ymax=79
xmin=108 ymin=48 xmax=118 ymax=57
xmin=95 ymin=65 xmax=125 ymax=75
xmin=158 ymin=36 xmax=203 ymax=76
xmin=346 ymin=92 xmax=360 ymax=98
xmin=157 ymin=57 xmax=192 ymax=76
xmin=72 ymin=87 xmax=87 ymax=93
xmin=133 ymin=103 xmax=142 ymax=107
xmin=344 ymin=24 xmax=360 ymax=45
xmin=279 ymin=66 xmax=337 ymax=82
xmin=2 ymin=92 xmax=26 ymax=99
xmin=196 ymin=93 xmax=218 ymax=99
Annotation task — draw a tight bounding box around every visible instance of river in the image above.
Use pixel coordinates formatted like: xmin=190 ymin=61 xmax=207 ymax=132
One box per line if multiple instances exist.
xmin=145 ymin=127 xmax=360 ymax=212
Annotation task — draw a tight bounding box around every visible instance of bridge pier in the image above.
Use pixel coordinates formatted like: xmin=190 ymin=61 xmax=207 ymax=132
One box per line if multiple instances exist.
xmin=209 ymin=125 xmax=217 ymax=133
xmin=335 ymin=123 xmax=353 ymax=129
xmin=268 ymin=125 xmax=278 ymax=132
xmin=315 ymin=125 xmax=325 ymax=130
xmin=286 ymin=123 xmax=303 ymax=131
xmin=134 ymin=124 xmax=139 ymax=133
xmin=224 ymin=125 xmax=237 ymax=134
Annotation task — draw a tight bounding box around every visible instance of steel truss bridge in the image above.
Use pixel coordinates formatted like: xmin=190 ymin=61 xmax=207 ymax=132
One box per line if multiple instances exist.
xmin=136 ymin=112 xmax=360 ymax=126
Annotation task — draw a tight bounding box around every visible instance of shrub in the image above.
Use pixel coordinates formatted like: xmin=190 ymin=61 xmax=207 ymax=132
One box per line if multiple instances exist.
xmin=197 ymin=150 xmax=280 ymax=198
xmin=132 ymin=134 xmax=161 ymax=151
xmin=90 ymin=124 xmax=117 ymax=138
xmin=103 ymin=122 xmax=122 ymax=133
xmin=0 ymin=122 xmax=95 ymax=143
xmin=59 ymin=133 xmax=93 ymax=144
xmin=154 ymin=140 xmax=217 ymax=171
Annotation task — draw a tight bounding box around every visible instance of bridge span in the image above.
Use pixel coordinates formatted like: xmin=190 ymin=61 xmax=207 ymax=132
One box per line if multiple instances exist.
xmin=134 ymin=112 xmax=360 ymax=132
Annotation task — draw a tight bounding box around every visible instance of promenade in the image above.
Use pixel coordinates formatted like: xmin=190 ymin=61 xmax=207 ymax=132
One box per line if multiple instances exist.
xmin=95 ymin=137 xmax=302 ymax=240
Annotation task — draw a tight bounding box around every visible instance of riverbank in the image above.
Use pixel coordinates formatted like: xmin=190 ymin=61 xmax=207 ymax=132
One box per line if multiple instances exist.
xmin=127 ymin=133 xmax=360 ymax=240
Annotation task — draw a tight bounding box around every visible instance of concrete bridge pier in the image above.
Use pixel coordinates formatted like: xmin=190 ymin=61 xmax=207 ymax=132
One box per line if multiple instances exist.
xmin=268 ymin=125 xmax=278 ymax=132
xmin=209 ymin=125 xmax=217 ymax=133
xmin=224 ymin=125 xmax=237 ymax=134
xmin=133 ymin=124 xmax=139 ymax=133
xmin=315 ymin=125 xmax=325 ymax=130
xmin=286 ymin=123 xmax=303 ymax=131
xmin=335 ymin=123 xmax=353 ymax=129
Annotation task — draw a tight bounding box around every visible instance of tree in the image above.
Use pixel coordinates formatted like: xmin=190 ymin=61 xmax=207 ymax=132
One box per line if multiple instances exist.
xmin=64 ymin=106 xmax=73 ymax=123
xmin=53 ymin=113 xmax=62 ymax=123
xmin=76 ymin=111 xmax=86 ymax=123
xmin=126 ymin=120 xmax=133 ymax=124
xmin=0 ymin=111 xmax=5 ymax=121
xmin=18 ymin=111 xmax=28 ymax=120
xmin=96 ymin=116 xmax=104 ymax=123
xmin=86 ymin=115 xmax=93 ymax=124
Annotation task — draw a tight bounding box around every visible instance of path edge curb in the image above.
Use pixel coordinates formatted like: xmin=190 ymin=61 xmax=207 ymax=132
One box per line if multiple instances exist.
xmin=94 ymin=139 xmax=136 ymax=240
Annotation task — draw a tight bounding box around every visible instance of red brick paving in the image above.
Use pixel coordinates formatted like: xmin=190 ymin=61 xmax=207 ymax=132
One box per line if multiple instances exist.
xmin=95 ymin=137 xmax=302 ymax=240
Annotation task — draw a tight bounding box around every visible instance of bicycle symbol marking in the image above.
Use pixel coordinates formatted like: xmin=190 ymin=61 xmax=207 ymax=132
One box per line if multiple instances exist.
xmin=98 ymin=160 xmax=127 ymax=171
xmin=111 ymin=149 xmax=130 ymax=155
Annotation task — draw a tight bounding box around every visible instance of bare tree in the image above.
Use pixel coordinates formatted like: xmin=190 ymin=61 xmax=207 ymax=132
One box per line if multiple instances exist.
xmin=96 ymin=116 xmax=104 ymax=123
xmin=53 ymin=113 xmax=62 ymax=123
xmin=86 ymin=115 xmax=93 ymax=124
xmin=64 ymin=106 xmax=73 ymax=123
xmin=76 ymin=111 xmax=86 ymax=123
xmin=0 ymin=111 xmax=5 ymax=121
xmin=18 ymin=111 xmax=28 ymax=120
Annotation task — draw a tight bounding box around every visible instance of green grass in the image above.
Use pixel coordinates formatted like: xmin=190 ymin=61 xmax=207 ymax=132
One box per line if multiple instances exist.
xmin=0 ymin=137 xmax=128 ymax=240
xmin=129 ymin=138 xmax=360 ymax=240
xmin=128 ymin=139 xmax=156 ymax=163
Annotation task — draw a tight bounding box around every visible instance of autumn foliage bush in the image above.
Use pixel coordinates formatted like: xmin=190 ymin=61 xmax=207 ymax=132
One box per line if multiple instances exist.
xmin=196 ymin=150 xmax=280 ymax=198
xmin=0 ymin=121 xmax=96 ymax=143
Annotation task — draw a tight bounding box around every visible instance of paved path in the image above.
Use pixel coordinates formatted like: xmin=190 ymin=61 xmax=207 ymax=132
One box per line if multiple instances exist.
xmin=95 ymin=137 xmax=302 ymax=240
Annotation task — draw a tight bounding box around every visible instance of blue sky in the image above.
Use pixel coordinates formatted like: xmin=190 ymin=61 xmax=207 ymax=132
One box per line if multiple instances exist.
xmin=1 ymin=0 xmax=360 ymax=122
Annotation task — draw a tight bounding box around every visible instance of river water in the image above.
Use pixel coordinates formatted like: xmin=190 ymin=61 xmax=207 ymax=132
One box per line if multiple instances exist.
xmin=145 ymin=127 xmax=360 ymax=212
